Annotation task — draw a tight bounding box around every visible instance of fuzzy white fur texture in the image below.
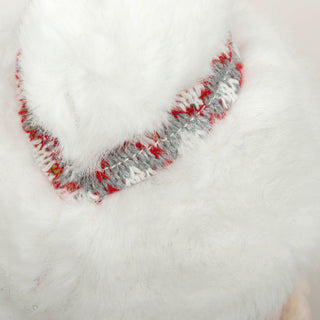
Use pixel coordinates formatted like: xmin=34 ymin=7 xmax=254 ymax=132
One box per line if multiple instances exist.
xmin=0 ymin=1 xmax=320 ymax=319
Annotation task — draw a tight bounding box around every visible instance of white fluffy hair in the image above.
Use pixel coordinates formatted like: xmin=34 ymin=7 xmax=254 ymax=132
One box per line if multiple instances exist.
xmin=0 ymin=0 xmax=319 ymax=319
xmin=19 ymin=0 xmax=233 ymax=168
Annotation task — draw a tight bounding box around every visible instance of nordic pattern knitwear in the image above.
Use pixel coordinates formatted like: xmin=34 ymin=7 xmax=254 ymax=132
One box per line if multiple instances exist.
xmin=16 ymin=38 xmax=243 ymax=203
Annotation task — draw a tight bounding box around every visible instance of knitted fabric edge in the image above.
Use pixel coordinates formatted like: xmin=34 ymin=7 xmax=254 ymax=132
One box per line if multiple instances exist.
xmin=16 ymin=38 xmax=243 ymax=203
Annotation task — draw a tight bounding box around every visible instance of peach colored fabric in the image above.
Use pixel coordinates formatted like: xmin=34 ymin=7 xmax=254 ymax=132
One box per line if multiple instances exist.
xmin=276 ymin=289 xmax=311 ymax=320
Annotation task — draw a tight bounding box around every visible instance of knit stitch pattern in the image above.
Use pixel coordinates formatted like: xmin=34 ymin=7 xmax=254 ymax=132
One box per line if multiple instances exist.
xmin=16 ymin=39 xmax=243 ymax=203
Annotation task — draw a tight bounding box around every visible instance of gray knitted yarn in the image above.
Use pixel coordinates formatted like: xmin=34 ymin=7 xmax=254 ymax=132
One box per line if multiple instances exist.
xmin=17 ymin=38 xmax=243 ymax=203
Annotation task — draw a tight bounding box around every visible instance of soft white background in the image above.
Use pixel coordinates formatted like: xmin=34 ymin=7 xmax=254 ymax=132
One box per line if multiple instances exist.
xmin=249 ymin=0 xmax=320 ymax=318
xmin=249 ymin=0 xmax=320 ymax=65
